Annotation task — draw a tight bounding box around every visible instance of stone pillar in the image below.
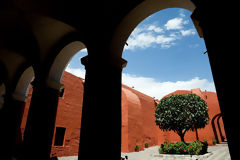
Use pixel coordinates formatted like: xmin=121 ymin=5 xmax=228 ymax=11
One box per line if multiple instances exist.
xmin=21 ymin=79 xmax=64 ymax=160
xmin=10 ymin=94 xmax=29 ymax=157
xmin=78 ymin=55 xmax=127 ymax=160
xmin=191 ymin=1 xmax=237 ymax=159
xmin=0 ymin=92 xmax=28 ymax=159
xmin=0 ymin=95 xmax=4 ymax=110
xmin=0 ymin=95 xmax=4 ymax=111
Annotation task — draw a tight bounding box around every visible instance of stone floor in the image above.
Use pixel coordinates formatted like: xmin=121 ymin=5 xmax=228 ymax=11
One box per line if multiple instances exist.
xmin=121 ymin=142 xmax=231 ymax=160
xmin=58 ymin=142 xmax=231 ymax=160
xmin=206 ymin=142 xmax=231 ymax=160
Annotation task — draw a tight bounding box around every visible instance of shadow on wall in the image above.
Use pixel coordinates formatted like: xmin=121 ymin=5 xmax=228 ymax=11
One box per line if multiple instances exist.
xmin=212 ymin=113 xmax=226 ymax=143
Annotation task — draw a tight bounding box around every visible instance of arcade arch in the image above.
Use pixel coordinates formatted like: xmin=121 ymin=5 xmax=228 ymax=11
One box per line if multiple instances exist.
xmin=110 ymin=0 xmax=196 ymax=60
xmin=13 ymin=66 xmax=34 ymax=102
xmin=111 ymin=0 xmax=227 ymax=154
xmin=212 ymin=113 xmax=226 ymax=144
xmin=48 ymin=41 xmax=86 ymax=84
xmin=0 ymin=0 xmax=236 ymax=159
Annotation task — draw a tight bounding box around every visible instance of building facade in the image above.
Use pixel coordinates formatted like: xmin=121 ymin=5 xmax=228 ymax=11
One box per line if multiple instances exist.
xmin=20 ymin=72 xmax=226 ymax=157
xmin=0 ymin=1 xmax=237 ymax=159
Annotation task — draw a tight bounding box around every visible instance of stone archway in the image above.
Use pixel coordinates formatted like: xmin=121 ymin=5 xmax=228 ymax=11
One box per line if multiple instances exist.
xmin=212 ymin=113 xmax=226 ymax=144
xmin=110 ymin=0 xmax=195 ymax=61
xmin=48 ymin=41 xmax=86 ymax=84
xmin=47 ymin=41 xmax=87 ymax=157
xmin=21 ymin=40 xmax=87 ymax=160
xmin=109 ymin=0 xmax=203 ymax=154
xmin=216 ymin=115 xmax=225 ymax=142
xmin=13 ymin=66 xmax=34 ymax=102
xmin=212 ymin=113 xmax=222 ymax=144
xmin=0 ymin=0 xmax=236 ymax=159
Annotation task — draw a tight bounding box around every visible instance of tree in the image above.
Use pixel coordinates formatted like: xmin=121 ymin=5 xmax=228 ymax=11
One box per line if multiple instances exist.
xmin=155 ymin=94 xmax=210 ymax=142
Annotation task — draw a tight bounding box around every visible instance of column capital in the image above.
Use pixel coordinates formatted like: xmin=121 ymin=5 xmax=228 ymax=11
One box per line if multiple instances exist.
xmin=81 ymin=55 xmax=127 ymax=69
xmin=12 ymin=93 xmax=29 ymax=102
xmin=121 ymin=58 xmax=127 ymax=69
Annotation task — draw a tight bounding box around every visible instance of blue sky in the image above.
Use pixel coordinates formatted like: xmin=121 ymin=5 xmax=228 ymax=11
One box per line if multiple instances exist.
xmin=66 ymin=8 xmax=216 ymax=99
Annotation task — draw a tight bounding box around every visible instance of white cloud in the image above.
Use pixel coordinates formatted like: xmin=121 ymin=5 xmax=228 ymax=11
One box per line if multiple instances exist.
xmin=164 ymin=17 xmax=189 ymax=30
xmin=125 ymin=26 xmax=177 ymax=50
xmin=156 ymin=35 xmax=175 ymax=44
xmin=164 ymin=18 xmax=184 ymax=30
xmin=65 ymin=66 xmax=86 ymax=78
xmin=179 ymin=10 xmax=186 ymax=18
xmin=125 ymin=14 xmax=196 ymax=51
xmin=122 ymin=73 xmax=216 ymax=100
xmin=147 ymin=25 xmax=163 ymax=33
xmin=65 ymin=66 xmax=216 ymax=100
xmin=126 ymin=32 xmax=155 ymax=50
xmin=180 ymin=29 xmax=196 ymax=36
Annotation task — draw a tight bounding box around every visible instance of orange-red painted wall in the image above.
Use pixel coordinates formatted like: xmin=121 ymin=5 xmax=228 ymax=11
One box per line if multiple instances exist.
xmin=21 ymin=72 xmax=84 ymax=157
xmin=122 ymin=85 xmax=158 ymax=152
xmin=155 ymin=89 xmax=226 ymax=146
xmin=21 ymin=72 xmax=226 ymax=156
xmin=51 ymin=72 xmax=84 ymax=156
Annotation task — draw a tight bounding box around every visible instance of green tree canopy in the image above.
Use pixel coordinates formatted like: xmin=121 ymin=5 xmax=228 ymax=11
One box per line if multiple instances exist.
xmin=155 ymin=94 xmax=210 ymax=142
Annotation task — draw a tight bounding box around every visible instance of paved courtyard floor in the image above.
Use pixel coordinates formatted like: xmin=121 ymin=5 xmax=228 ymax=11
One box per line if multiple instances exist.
xmin=121 ymin=142 xmax=230 ymax=160
xmin=58 ymin=142 xmax=231 ymax=160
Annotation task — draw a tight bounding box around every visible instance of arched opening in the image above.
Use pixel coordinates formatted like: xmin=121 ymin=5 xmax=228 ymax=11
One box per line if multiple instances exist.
xmin=117 ymin=6 xmax=228 ymax=158
xmin=110 ymin=0 xmax=195 ymax=60
xmin=48 ymin=41 xmax=86 ymax=83
xmin=217 ymin=115 xmax=226 ymax=142
xmin=47 ymin=41 xmax=87 ymax=158
xmin=212 ymin=113 xmax=226 ymax=144
xmin=0 ymin=65 xmax=36 ymax=158
xmin=212 ymin=113 xmax=221 ymax=144
xmin=18 ymin=40 xmax=87 ymax=159
xmin=13 ymin=66 xmax=34 ymax=102
xmin=12 ymin=66 xmax=35 ymax=143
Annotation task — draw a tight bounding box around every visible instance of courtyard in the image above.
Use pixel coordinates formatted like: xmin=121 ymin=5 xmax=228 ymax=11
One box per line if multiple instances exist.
xmin=57 ymin=142 xmax=230 ymax=160
xmin=121 ymin=142 xmax=230 ymax=160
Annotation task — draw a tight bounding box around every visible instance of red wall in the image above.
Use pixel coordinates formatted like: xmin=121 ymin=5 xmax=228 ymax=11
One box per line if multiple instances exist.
xmin=51 ymin=72 xmax=84 ymax=156
xmin=122 ymin=85 xmax=158 ymax=152
xmin=21 ymin=72 xmax=226 ymax=156
xmin=21 ymin=72 xmax=84 ymax=157
xmin=157 ymin=89 xmax=226 ymax=146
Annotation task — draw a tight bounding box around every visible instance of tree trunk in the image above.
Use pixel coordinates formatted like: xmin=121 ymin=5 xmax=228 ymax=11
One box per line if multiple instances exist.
xmin=180 ymin=134 xmax=185 ymax=142
xmin=195 ymin=128 xmax=199 ymax=141
xmin=178 ymin=130 xmax=185 ymax=143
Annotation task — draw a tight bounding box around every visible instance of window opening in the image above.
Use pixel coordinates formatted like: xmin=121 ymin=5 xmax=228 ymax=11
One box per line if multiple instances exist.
xmin=54 ymin=127 xmax=66 ymax=146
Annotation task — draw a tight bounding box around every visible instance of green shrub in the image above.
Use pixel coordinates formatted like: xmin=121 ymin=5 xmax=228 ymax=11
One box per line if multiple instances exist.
xmin=212 ymin=138 xmax=217 ymax=144
xmin=160 ymin=141 xmax=188 ymax=154
xmin=159 ymin=147 xmax=163 ymax=154
xmin=159 ymin=140 xmax=207 ymax=155
xmin=135 ymin=145 xmax=140 ymax=151
xmin=145 ymin=142 xmax=149 ymax=148
xmin=187 ymin=141 xmax=203 ymax=155
xmin=176 ymin=141 xmax=188 ymax=154
xmin=200 ymin=139 xmax=208 ymax=154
